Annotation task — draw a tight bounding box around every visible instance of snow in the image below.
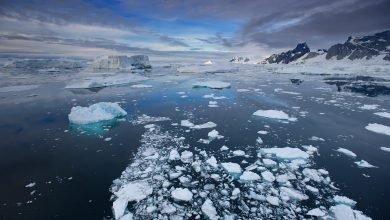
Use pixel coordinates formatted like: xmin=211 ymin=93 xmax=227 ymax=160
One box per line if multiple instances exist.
xmin=221 ymin=162 xmax=242 ymax=174
xmin=337 ymin=148 xmax=357 ymax=158
xmin=66 ymin=74 xmax=148 ymax=89
xmin=91 ymin=55 xmax=150 ymax=69
xmin=68 ymin=102 xmax=127 ymax=124
xmin=261 ymin=147 xmax=310 ymax=160
xmin=0 ymin=85 xmax=39 ymax=92
xmin=374 ymin=112 xmax=390 ymax=119
xmin=114 ymin=180 xmax=153 ymax=202
xmin=253 ymin=109 xmax=295 ymax=121
xmin=307 ymin=208 xmax=326 ymax=217
xmin=380 ymin=147 xmax=390 ymax=152
xmin=239 ymin=171 xmax=260 ymax=181
xmin=193 ymin=81 xmax=231 ymax=89
xmin=261 ymin=170 xmax=275 ymax=182
xmin=201 ymin=199 xmax=219 ymax=220
xmin=354 ymin=160 xmax=378 ymax=168
xmin=365 ymin=123 xmax=390 ymax=136
xmin=171 ymin=188 xmax=193 ymax=202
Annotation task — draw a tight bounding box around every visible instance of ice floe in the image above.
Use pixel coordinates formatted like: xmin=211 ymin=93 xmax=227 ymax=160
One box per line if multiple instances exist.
xmin=380 ymin=147 xmax=390 ymax=152
xmin=354 ymin=160 xmax=378 ymax=168
xmin=253 ymin=110 xmax=297 ymax=121
xmin=239 ymin=171 xmax=261 ymax=181
xmin=68 ymin=102 xmax=127 ymax=124
xmin=374 ymin=112 xmax=390 ymax=119
xmin=171 ymin=188 xmax=193 ymax=202
xmin=365 ymin=123 xmax=390 ymax=136
xmin=261 ymin=147 xmax=310 ymax=160
xmin=336 ymin=148 xmax=357 ymax=158
xmin=193 ymin=81 xmax=231 ymax=89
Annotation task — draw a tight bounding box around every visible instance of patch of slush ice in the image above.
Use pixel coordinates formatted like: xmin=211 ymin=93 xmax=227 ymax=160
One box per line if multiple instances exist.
xmin=336 ymin=148 xmax=357 ymax=158
xmin=253 ymin=110 xmax=296 ymax=121
xmin=68 ymin=102 xmax=127 ymax=124
xmin=374 ymin=112 xmax=390 ymax=119
xmin=261 ymin=147 xmax=310 ymax=160
xmin=131 ymin=114 xmax=170 ymax=125
xmin=365 ymin=123 xmax=390 ymax=136
xmin=359 ymin=104 xmax=379 ymax=110
xmin=354 ymin=160 xmax=378 ymax=168
xmin=193 ymin=81 xmax=231 ymax=89
xmin=0 ymin=85 xmax=39 ymax=92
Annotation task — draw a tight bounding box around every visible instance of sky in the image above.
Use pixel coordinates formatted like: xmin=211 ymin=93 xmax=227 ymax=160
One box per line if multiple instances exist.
xmin=0 ymin=0 xmax=389 ymax=61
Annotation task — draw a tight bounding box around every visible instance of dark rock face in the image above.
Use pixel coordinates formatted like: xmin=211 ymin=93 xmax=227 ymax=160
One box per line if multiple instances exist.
xmin=326 ymin=30 xmax=390 ymax=61
xmin=265 ymin=43 xmax=310 ymax=64
xmin=230 ymin=56 xmax=250 ymax=63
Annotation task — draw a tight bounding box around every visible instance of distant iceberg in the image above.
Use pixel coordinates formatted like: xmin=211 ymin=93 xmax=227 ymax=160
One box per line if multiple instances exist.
xmin=68 ymin=102 xmax=127 ymax=124
xmin=92 ymin=55 xmax=151 ymax=70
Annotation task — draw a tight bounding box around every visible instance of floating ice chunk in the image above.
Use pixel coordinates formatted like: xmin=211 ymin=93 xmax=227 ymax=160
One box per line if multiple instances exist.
xmin=354 ymin=160 xmax=378 ymax=168
xmin=336 ymin=148 xmax=357 ymax=158
xmin=25 ymin=182 xmax=36 ymax=188
xmin=169 ymin=149 xmax=180 ymax=161
xmin=131 ymin=84 xmax=152 ymax=88
xmin=113 ymin=198 xmax=128 ymax=219
xmin=192 ymin=122 xmax=217 ymax=129
xmin=261 ymin=171 xmax=275 ymax=182
xmin=334 ymin=195 xmax=357 ymax=206
xmin=330 ymin=204 xmax=372 ymax=220
xmin=280 ymin=187 xmax=308 ymax=201
xmin=302 ymin=145 xmax=318 ymax=154
xmin=359 ymin=104 xmax=379 ymax=110
xmin=256 ymin=137 xmax=264 ymax=144
xmin=262 ymin=159 xmax=277 ymax=167
xmin=302 ymin=168 xmax=322 ymax=182
xmin=180 ymin=151 xmax=193 ymax=163
xmin=0 ymin=85 xmax=39 ymax=92
xmin=266 ymin=196 xmax=279 ymax=206
xmin=208 ymin=101 xmax=218 ymax=107
xmin=309 ymin=136 xmax=325 ymax=141
xmin=232 ymin=188 xmax=240 ymax=196
xmin=253 ymin=109 xmax=296 ymax=121
xmin=374 ymin=112 xmax=390 ymax=119
xmin=365 ymin=123 xmax=390 ymax=136
xmin=193 ymin=81 xmax=231 ymax=89
xmin=220 ymin=145 xmax=229 ymax=151
xmin=306 ymin=185 xmax=319 ymax=193
xmin=131 ymin=114 xmax=170 ymax=125
xmin=204 ymin=60 xmax=213 ymax=65
xmin=203 ymin=94 xmax=227 ymax=100
xmin=221 ymin=162 xmax=242 ymax=175
xmin=208 ymin=129 xmax=224 ymax=139
xmin=201 ymin=199 xmax=219 ymax=220
xmin=307 ymin=208 xmax=326 ymax=217
xmin=261 ymin=147 xmax=310 ymax=160
xmin=380 ymin=147 xmax=390 ymax=152
xmin=161 ymin=203 xmax=177 ymax=214
xmin=181 ymin=120 xmax=194 ymax=127
xmin=239 ymin=171 xmax=260 ymax=181
xmin=257 ymin=130 xmax=268 ymax=135
xmin=171 ymin=188 xmax=193 ymax=202
xmin=119 ymin=213 xmax=133 ymax=220
xmin=233 ymin=150 xmax=245 ymax=156
xmin=68 ymin=102 xmax=127 ymax=124
xmin=114 ymin=180 xmax=153 ymax=202
xmin=206 ymin=156 xmax=218 ymax=168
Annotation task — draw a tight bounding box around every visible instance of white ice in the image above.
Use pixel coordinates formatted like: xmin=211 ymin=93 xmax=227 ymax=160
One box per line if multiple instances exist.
xmin=354 ymin=160 xmax=378 ymax=168
xmin=365 ymin=123 xmax=390 ymax=136
xmin=171 ymin=188 xmax=193 ymax=202
xmin=240 ymin=171 xmax=260 ymax=181
xmin=374 ymin=112 xmax=390 ymax=119
xmin=221 ymin=162 xmax=242 ymax=174
xmin=253 ymin=109 xmax=296 ymax=121
xmin=114 ymin=180 xmax=153 ymax=202
xmin=261 ymin=147 xmax=310 ymax=160
xmin=336 ymin=148 xmax=357 ymax=158
xmin=201 ymin=199 xmax=219 ymax=220
xmin=68 ymin=102 xmax=127 ymax=124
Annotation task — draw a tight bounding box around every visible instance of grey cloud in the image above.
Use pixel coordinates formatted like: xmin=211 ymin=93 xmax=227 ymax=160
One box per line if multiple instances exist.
xmin=157 ymin=35 xmax=190 ymax=47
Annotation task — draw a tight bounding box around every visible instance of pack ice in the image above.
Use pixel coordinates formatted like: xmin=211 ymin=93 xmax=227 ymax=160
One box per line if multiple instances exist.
xmin=68 ymin=102 xmax=127 ymax=124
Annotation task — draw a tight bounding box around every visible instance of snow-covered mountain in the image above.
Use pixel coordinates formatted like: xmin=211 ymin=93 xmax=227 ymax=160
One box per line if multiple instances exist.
xmin=264 ymin=30 xmax=390 ymax=64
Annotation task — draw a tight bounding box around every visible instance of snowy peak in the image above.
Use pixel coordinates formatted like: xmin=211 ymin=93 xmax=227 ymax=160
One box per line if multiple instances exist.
xmin=265 ymin=42 xmax=310 ymax=64
xmin=326 ymin=30 xmax=390 ymax=61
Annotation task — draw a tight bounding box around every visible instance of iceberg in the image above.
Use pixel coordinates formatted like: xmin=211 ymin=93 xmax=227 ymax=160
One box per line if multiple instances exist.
xmin=68 ymin=102 xmax=127 ymax=124
xmin=193 ymin=81 xmax=231 ymax=89
xmin=365 ymin=123 xmax=390 ymax=136
xmin=91 ymin=55 xmax=151 ymax=69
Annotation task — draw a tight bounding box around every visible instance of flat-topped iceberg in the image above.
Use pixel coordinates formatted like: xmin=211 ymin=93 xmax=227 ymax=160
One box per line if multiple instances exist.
xmin=261 ymin=147 xmax=310 ymax=160
xmin=193 ymin=81 xmax=231 ymax=89
xmin=92 ymin=55 xmax=151 ymax=69
xmin=253 ymin=110 xmax=296 ymax=121
xmin=69 ymin=102 xmax=127 ymax=124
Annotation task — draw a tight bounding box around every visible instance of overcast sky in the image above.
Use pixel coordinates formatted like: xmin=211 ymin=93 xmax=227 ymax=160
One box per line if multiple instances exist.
xmin=0 ymin=0 xmax=389 ymax=60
